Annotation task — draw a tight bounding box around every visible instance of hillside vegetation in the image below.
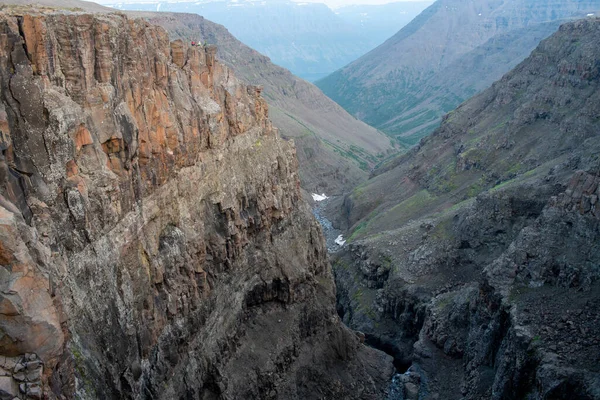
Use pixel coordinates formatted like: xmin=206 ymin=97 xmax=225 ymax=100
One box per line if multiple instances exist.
xmin=318 ymin=0 xmax=600 ymax=145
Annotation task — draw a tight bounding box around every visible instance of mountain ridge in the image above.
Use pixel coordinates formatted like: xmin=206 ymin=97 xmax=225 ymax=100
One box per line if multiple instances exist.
xmin=317 ymin=0 xmax=600 ymax=144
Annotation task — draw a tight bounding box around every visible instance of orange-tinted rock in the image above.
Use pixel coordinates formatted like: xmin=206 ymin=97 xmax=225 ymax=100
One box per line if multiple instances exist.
xmin=74 ymin=124 xmax=93 ymax=151
xmin=21 ymin=15 xmax=48 ymax=76
xmin=65 ymin=160 xmax=78 ymax=177
xmin=0 ymin=206 xmax=63 ymax=364
xmin=0 ymin=9 xmax=392 ymax=400
xmin=101 ymin=137 xmax=122 ymax=154
xmin=170 ymin=39 xmax=186 ymax=68
xmin=205 ymin=44 xmax=217 ymax=68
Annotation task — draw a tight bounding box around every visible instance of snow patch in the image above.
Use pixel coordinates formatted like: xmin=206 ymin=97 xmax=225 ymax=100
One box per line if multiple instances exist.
xmin=312 ymin=193 xmax=328 ymax=202
xmin=587 ymin=13 xmax=595 ymax=16
xmin=156 ymin=2 xmax=161 ymax=11
xmin=335 ymin=235 xmax=346 ymax=246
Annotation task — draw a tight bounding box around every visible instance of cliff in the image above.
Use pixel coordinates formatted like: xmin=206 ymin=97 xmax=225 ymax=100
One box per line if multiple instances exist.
xmin=330 ymin=18 xmax=600 ymax=399
xmin=131 ymin=11 xmax=396 ymax=195
xmin=1 ymin=0 xmax=397 ymax=196
xmin=0 ymin=9 xmax=392 ymax=399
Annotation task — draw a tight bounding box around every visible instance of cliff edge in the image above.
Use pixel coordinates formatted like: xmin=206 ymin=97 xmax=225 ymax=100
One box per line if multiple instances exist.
xmin=0 ymin=9 xmax=392 ymax=399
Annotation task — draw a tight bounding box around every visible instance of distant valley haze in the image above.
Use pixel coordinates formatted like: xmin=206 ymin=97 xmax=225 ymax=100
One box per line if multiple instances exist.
xmin=97 ymin=0 xmax=428 ymax=10
xmin=104 ymin=0 xmax=433 ymax=81
xmin=317 ymin=0 xmax=600 ymax=144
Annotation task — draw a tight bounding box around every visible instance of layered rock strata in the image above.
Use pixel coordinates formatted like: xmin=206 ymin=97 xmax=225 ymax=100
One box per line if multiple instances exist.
xmin=0 ymin=10 xmax=392 ymax=399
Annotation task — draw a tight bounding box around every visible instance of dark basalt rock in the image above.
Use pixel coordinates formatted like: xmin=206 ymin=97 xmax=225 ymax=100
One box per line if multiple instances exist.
xmin=331 ymin=17 xmax=600 ymax=400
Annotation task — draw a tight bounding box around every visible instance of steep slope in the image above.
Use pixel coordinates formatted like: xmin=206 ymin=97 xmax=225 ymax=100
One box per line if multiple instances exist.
xmin=318 ymin=0 xmax=600 ymax=144
xmin=0 ymin=9 xmax=392 ymax=399
xmin=130 ymin=11 xmax=396 ymax=195
xmin=330 ymin=18 xmax=600 ymax=399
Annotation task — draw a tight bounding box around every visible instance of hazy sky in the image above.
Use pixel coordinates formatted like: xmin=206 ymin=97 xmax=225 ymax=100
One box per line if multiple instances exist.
xmin=293 ymin=0 xmax=427 ymax=9
xmin=97 ymin=0 xmax=429 ymax=11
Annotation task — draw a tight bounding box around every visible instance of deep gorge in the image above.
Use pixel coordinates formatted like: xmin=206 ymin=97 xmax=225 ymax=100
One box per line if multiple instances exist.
xmin=321 ymin=17 xmax=600 ymax=399
xmin=0 ymin=3 xmax=599 ymax=400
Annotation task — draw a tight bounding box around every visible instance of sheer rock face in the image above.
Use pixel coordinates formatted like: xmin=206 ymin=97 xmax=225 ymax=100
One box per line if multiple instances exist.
xmin=135 ymin=11 xmax=396 ymax=195
xmin=0 ymin=10 xmax=392 ymax=399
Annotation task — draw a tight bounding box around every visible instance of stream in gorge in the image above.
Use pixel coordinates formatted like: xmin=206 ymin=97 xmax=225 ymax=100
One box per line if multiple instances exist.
xmin=311 ymin=194 xmax=345 ymax=253
xmin=311 ymin=194 xmax=420 ymax=400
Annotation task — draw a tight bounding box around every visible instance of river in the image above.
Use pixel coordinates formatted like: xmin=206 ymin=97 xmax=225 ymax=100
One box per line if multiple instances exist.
xmin=311 ymin=193 xmax=419 ymax=400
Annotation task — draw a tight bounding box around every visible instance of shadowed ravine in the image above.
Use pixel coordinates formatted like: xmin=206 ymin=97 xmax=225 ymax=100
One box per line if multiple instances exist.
xmin=312 ymin=199 xmax=412 ymax=398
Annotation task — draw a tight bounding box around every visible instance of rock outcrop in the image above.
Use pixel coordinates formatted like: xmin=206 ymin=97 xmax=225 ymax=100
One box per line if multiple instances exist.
xmin=0 ymin=9 xmax=392 ymax=399
xmin=331 ymin=18 xmax=600 ymax=400
xmin=131 ymin=11 xmax=397 ymax=195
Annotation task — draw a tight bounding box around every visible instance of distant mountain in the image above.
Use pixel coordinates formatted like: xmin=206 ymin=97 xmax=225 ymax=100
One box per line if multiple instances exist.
xmin=317 ymin=0 xmax=600 ymax=145
xmin=334 ymin=1 xmax=432 ymax=49
xmin=107 ymin=0 xmax=431 ymax=82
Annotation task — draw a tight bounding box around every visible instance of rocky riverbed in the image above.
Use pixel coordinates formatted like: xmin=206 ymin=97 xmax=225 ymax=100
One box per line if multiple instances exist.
xmin=312 ymin=194 xmax=346 ymax=253
xmin=311 ymin=194 xmax=415 ymax=400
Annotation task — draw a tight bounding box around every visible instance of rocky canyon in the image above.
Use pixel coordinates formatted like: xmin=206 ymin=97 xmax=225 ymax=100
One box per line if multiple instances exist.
xmin=0 ymin=9 xmax=392 ymax=399
xmin=331 ymin=17 xmax=600 ymax=400
xmin=0 ymin=1 xmax=599 ymax=400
